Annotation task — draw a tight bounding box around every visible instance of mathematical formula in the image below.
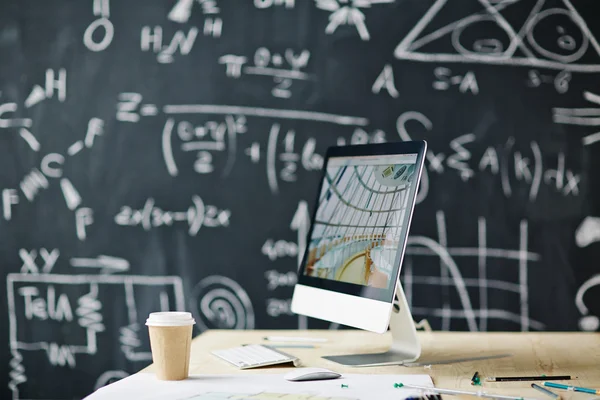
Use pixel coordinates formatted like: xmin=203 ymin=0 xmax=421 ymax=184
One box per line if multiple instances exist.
xmin=114 ymin=196 xmax=230 ymax=236
xmin=2 ymin=1 xmax=600 ymax=398
xmin=397 ymin=111 xmax=582 ymax=203
xmin=220 ymin=47 xmax=311 ymax=98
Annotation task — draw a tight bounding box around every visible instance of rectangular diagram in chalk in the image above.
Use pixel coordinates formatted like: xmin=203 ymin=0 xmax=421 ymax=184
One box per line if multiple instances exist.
xmin=403 ymin=211 xmax=544 ymax=333
xmin=6 ymin=274 xmax=184 ymax=400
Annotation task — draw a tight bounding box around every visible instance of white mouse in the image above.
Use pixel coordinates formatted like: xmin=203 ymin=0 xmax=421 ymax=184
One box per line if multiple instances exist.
xmin=284 ymin=367 xmax=341 ymax=382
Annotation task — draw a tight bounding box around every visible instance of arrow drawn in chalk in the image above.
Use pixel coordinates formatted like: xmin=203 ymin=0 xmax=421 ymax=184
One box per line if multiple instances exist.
xmin=70 ymin=256 xmax=130 ymax=273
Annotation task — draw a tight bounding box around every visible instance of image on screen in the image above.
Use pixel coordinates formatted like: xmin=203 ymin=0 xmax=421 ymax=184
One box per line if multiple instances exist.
xmin=304 ymin=154 xmax=418 ymax=290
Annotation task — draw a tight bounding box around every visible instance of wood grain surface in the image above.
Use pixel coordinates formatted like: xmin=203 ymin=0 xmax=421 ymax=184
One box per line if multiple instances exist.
xmin=141 ymin=330 xmax=600 ymax=399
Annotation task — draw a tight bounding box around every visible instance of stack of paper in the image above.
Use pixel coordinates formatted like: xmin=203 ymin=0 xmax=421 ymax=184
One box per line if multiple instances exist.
xmin=86 ymin=373 xmax=434 ymax=400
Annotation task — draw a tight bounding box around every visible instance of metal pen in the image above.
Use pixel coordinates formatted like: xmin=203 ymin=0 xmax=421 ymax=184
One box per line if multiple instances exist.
xmin=531 ymin=383 xmax=560 ymax=399
xmin=396 ymin=382 xmax=543 ymax=400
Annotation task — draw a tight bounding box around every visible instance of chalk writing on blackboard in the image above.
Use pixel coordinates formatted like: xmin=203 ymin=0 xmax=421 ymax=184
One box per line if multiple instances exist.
xmin=190 ymin=275 xmax=255 ymax=331
xmin=114 ymin=196 xmax=230 ymax=236
xmin=576 ymin=216 xmax=600 ymax=248
xmin=83 ymin=0 xmax=113 ymax=52
xmin=396 ymin=111 xmax=581 ymax=203
xmin=220 ymin=48 xmax=311 ymax=98
xmin=394 ymin=0 xmax=600 ymax=73
xmin=575 ymin=274 xmax=600 ymax=331
xmin=553 ymin=90 xmax=600 ymax=146
xmin=7 ymin=273 xmax=184 ymax=399
xmin=169 ymin=0 xmax=222 ymax=37
xmin=18 ymin=249 xmax=60 ymax=275
xmin=157 ymin=105 xmax=367 ymax=185
xmin=315 ymin=0 xmax=395 ymax=41
xmin=404 ymin=211 xmax=544 ymax=332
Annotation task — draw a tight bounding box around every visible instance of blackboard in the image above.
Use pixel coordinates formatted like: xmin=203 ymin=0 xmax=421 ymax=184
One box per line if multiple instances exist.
xmin=1 ymin=0 xmax=599 ymax=398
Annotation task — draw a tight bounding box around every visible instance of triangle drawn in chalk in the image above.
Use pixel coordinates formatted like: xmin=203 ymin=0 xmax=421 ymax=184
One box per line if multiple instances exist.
xmin=394 ymin=0 xmax=600 ymax=72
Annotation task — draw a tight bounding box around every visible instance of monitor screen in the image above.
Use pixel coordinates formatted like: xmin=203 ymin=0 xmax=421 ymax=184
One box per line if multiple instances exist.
xmin=300 ymin=153 xmax=419 ymax=300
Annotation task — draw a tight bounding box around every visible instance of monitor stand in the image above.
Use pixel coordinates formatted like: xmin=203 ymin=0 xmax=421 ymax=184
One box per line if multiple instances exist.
xmin=322 ymin=282 xmax=421 ymax=367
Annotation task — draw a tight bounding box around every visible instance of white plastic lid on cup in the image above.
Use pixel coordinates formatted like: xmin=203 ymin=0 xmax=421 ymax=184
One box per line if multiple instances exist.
xmin=145 ymin=312 xmax=196 ymax=327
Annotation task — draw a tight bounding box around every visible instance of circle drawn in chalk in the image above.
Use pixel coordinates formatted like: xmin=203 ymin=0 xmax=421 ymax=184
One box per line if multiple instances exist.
xmin=191 ymin=275 xmax=255 ymax=331
xmin=94 ymin=370 xmax=129 ymax=391
xmin=579 ymin=315 xmax=599 ymax=332
xmin=452 ymin=15 xmax=511 ymax=58
xmin=526 ymin=8 xmax=588 ymax=63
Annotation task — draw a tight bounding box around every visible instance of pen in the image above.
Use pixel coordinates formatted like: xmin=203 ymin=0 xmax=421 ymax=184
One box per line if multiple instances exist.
xmin=404 ymin=354 xmax=512 ymax=367
xmin=531 ymin=384 xmax=560 ymax=399
xmin=543 ymin=381 xmax=599 ymax=395
xmin=487 ymin=376 xmax=572 ymax=382
xmin=395 ymin=382 xmax=541 ymax=400
xmin=263 ymin=336 xmax=328 ymax=343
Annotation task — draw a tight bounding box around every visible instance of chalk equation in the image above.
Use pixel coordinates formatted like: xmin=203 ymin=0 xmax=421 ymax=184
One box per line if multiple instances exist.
xmin=220 ymin=47 xmax=312 ymax=98
xmin=372 ymin=65 xmax=481 ymax=97
xmin=7 ymin=273 xmax=184 ymax=400
xmin=143 ymin=0 xmax=222 ymax=63
xmin=397 ymin=111 xmax=581 ymax=204
xmin=2 ymin=111 xmax=104 ymax=241
xmin=155 ymin=104 xmax=368 ymax=193
xmin=114 ymin=196 xmax=230 ymax=236
xmin=265 ymin=270 xmax=297 ymax=318
xmin=575 ymin=274 xmax=600 ymax=331
xmin=527 ymin=69 xmax=572 ymax=93
xmin=114 ymin=93 xmax=371 ymax=188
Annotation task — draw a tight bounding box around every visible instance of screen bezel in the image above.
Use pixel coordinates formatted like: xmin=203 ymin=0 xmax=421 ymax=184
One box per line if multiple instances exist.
xmin=296 ymin=140 xmax=427 ymax=303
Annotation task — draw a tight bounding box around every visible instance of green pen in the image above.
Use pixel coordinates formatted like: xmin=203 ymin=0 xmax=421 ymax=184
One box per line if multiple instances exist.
xmin=543 ymin=381 xmax=599 ymax=395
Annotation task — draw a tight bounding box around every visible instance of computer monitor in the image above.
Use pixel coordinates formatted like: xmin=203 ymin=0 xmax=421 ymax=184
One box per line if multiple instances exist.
xmin=291 ymin=141 xmax=427 ymax=366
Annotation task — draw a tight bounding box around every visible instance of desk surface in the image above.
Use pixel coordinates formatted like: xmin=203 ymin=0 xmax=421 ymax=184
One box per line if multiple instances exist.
xmin=143 ymin=330 xmax=600 ymax=399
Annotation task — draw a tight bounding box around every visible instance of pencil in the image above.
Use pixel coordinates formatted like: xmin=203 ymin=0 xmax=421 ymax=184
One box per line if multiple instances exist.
xmin=486 ymin=375 xmax=571 ymax=382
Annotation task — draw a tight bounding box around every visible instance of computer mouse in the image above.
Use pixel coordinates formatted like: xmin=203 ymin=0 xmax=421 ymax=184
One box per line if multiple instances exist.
xmin=284 ymin=367 xmax=341 ymax=382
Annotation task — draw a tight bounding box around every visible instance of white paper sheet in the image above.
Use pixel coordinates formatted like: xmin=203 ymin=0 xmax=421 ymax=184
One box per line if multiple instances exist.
xmin=85 ymin=373 xmax=434 ymax=400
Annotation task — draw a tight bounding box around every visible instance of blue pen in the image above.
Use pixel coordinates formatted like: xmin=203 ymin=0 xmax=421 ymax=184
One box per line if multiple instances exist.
xmin=543 ymin=381 xmax=599 ymax=395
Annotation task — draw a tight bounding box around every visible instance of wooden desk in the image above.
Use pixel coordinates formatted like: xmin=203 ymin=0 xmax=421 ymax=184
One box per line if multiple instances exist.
xmin=144 ymin=330 xmax=600 ymax=399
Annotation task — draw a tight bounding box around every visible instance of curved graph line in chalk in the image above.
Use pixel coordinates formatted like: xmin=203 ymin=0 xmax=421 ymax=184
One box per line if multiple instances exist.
xmin=94 ymin=370 xmax=129 ymax=391
xmin=396 ymin=111 xmax=431 ymax=204
xmin=575 ymin=274 xmax=600 ymax=331
xmin=394 ymin=0 xmax=600 ymax=72
xmin=190 ymin=275 xmax=255 ymax=331
xmin=407 ymin=236 xmax=479 ymax=332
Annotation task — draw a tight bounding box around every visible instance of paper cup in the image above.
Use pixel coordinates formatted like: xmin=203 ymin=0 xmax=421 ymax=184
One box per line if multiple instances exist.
xmin=146 ymin=312 xmax=195 ymax=381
